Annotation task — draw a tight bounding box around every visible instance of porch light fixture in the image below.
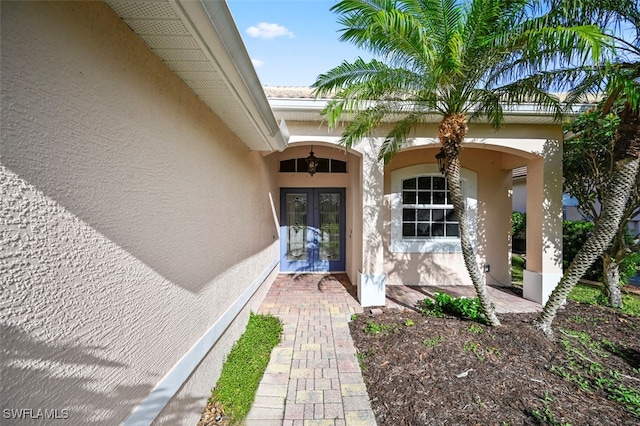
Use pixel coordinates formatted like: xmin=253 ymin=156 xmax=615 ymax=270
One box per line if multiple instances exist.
xmin=435 ymin=147 xmax=447 ymax=175
xmin=305 ymin=148 xmax=319 ymax=176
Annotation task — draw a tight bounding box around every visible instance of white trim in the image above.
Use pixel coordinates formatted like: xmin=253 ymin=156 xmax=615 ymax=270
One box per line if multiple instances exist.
xmin=122 ymin=258 xmax=280 ymax=426
xmin=357 ymin=272 xmax=387 ymax=307
xmin=105 ymin=0 xmax=288 ymax=152
xmin=390 ymin=164 xmax=478 ymax=253
xmin=523 ymin=270 xmax=561 ymax=305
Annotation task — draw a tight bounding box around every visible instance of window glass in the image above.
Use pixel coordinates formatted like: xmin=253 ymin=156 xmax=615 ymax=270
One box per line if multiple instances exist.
xmin=331 ymin=159 xmax=347 ymax=173
xmin=318 ymin=192 xmax=341 ymax=260
xmin=400 ymin=175 xmax=458 ymax=239
xmin=280 ymin=157 xmax=348 ymax=173
xmin=403 ymin=178 xmax=416 ymax=189
xmin=285 ymin=194 xmax=307 ymax=260
xmin=316 ymin=158 xmax=330 ymax=173
xmin=280 ymin=159 xmax=296 ymax=172
xmin=296 ymin=158 xmax=308 ymax=172
xmin=418 ymin=176 xmax=431 ymax=189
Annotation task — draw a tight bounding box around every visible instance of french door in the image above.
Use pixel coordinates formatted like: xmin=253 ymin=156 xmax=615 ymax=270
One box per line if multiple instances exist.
xmin=280 ymin=188 xmax=346 ymax=272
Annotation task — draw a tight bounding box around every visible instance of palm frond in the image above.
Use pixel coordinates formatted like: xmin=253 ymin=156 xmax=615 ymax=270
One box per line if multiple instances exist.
xmin=337 ymin=104 xmax=389 ymax=149
xmin=378 ymin=112 xmax=424 ymax=162
xmin=488 ymin=77 xmax=565 ymax=122
xmin=469 ymin=88 xmax=504 ymax=128
xmin=316 ymin=0 xmax=626 ymax=159
xmin=312 ymin=58 xmax=393 ymax=97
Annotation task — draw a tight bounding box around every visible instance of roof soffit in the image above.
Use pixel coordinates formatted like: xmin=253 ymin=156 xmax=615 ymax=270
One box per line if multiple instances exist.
xmin=104 ymin=0 xmax=288 ymax=151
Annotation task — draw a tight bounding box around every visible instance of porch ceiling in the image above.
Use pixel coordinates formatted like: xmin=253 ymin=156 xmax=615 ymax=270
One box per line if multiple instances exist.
xmin=104 ymin=0 xmax=288 ymax=152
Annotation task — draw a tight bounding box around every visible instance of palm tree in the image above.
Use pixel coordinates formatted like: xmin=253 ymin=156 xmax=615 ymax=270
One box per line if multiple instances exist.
xmin=537 ymin=106 xmax=639 ymax=337
xmin=563 ymin=100 xmax=640 ymax=308
xmin=312 ymin=0 xmax=606 ymax=326
xmin=535 ymin=0 xmax=640 ymax=336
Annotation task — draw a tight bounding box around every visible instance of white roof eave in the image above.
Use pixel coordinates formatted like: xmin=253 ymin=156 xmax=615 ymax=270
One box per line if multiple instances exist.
xmin=268 ymin=98 xmax=594 ymax=125
xmin=105 ymin=0 xmax=288 ymax=152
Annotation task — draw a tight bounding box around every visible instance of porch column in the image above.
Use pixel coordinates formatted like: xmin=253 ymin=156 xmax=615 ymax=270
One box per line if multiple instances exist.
xmin=357 ymin=139 xmax=386 ymax=307
xmin=524 ymin=140 xmax=563 ymax=305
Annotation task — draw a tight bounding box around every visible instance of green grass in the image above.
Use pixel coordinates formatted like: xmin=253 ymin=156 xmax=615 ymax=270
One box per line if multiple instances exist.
xmin=364 ymin=319 xmax=389 ymax=334
xmin=422 ymin=335 xmax=445 ymax=348
xmin=209 ymin=312 xmax=282 ymax=424
xmin=568 ymin=283 xmax=640 ymax=317
xmin=511 ymin=254 xmax=525 ymax=284
xmin=552 ymin=327 xmax=640 ymax=417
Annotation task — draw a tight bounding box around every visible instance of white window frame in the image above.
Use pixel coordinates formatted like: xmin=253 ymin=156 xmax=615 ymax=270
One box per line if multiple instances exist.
xmin=390 ymin=164 xmax=478 ymax=253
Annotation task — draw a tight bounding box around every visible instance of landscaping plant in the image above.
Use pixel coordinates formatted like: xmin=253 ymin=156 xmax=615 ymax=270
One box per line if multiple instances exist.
xmin=200 ymin=313 xmax=282 ymax=425
xmin=418 ymin=291 xmax=487 ymax=324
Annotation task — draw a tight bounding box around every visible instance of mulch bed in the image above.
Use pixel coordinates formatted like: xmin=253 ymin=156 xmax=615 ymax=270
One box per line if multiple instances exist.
xmin=349 ymin=301 xmax=640 ymax=425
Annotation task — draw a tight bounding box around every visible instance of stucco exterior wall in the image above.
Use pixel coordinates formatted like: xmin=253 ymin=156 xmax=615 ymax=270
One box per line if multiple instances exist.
xmin=276 ymin=144 xmax=353 ymax=189
xmin=382 ymin=147 xmax=512 ymax=286
xmin=512 ymin=178 xmax=528 ymax=213
xmin=1 ymin=2 xmax=279 ymax=424
xmin=275 ymin=118 xmax=563 ymax=292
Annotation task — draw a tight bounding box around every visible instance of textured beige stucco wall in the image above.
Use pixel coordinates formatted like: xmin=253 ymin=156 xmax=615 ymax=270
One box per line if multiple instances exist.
xmin=512 ymin=179 xmax=528 ymax=213
xmin=383 ymin=147 xmax=514 ymax=287
xmin=272 ymin=119 xmax=562 ymax=289
xmin=1 ymin=2 xmax=279 ymax=424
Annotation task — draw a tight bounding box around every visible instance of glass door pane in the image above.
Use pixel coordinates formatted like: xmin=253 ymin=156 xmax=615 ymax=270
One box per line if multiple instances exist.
xmin=318 ymin=192 xmax=341 ymax=261
xmin=285 ymin=193 xmax=307 ymax=260
xmin=280 ymin=188 xmax=345 ymax=272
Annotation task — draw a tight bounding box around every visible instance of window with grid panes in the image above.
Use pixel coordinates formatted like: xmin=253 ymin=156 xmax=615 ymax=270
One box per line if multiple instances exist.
xmin=401 ymin=176 xmax=459 ymax=238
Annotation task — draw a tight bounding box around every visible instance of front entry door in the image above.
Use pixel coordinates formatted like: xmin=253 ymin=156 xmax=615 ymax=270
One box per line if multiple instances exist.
xmin=280 ymin=188 xmax=346 ymax=272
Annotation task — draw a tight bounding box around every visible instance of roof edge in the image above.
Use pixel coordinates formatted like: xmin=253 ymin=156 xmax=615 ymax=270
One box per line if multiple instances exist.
xmin=174 ymin=0 xmax=288 ymax=151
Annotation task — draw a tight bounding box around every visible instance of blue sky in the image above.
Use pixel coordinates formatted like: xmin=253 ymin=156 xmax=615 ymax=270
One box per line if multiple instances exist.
xmin=227 ymin=0 xmax=371 ymax=87
xmin=227 ymin=0 xmax=639 ymax=87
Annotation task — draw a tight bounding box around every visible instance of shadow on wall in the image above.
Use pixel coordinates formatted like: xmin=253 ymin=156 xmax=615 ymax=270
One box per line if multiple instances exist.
xmin=2 ymin=323 xmax=133 ymax=424
xmin=362 ymin=140 xmax=385 ymax=276
xmin=541 ymin=139 xmax=564 ymax=268
xmin=0 ymin=166 xmax=243 ymax=423
xmin=1 ymin=323 xmax=210 ymax=424
xmin=475 ymin=162 xmax=514 ymax=287
xmin=0 ymin=0 xmax=276 ymax=293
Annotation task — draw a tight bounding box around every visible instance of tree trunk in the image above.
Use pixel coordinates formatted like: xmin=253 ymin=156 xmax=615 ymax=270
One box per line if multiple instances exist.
xmin=536 ymin=103 xmax=640 ymax=339
xmin=440 ymin=113 xmax=500 ymax=326
xmin=602 ymin=255 xmax=623 ymax=308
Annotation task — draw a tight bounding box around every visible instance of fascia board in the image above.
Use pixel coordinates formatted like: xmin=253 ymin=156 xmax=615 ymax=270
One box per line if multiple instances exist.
xmin=171 ymin=0 xmax=288 ymax=151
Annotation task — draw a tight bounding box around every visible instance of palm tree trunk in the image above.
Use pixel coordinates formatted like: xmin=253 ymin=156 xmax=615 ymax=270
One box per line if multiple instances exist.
xmin=440 ymin=114 xmax=500 ymax=326
xmin=536 ymin=103 xmax=640 ymax=339
xmin=603 ymin=255 xmax=623 ymax=308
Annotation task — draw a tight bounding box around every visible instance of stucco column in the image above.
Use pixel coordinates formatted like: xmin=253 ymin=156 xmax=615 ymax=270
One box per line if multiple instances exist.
xmin=524 ymin=139 xmax=563 ymax=304
xmin=357 ymin=139 xmax=386 ymax=307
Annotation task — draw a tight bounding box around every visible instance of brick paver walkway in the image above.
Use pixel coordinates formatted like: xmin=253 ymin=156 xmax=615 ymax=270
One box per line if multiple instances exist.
xmin=246 ymin=273 xmax=375 ymax=426
xmin=246 ymin=274 xmax=542 ymax=425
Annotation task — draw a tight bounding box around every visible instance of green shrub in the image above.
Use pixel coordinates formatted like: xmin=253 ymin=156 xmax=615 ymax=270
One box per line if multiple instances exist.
xmin=418 ymin=292 xmax=486 ymax=324
xmin=617 ymin=227 xmax=640 ymax=285
xmin=512 ymin=212 xmax=526 ymax=237
xmin=564 ymin=220 xmax=640 ymax=284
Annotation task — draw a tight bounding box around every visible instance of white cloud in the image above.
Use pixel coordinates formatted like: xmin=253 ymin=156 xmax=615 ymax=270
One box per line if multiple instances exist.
xmin=246 ymin=22 xmax=294 ymax=39
xmin=251 ymin=58 xmax=264 ymax=68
